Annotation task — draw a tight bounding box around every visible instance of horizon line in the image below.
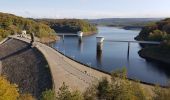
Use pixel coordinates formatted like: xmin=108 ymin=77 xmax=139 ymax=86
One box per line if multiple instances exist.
xmin=0 ymin=12 xmax=166 ymax=19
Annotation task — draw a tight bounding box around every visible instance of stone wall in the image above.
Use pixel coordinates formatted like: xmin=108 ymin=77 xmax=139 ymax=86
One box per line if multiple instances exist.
xmin=0 ymin=39 xmax=52 ymax=98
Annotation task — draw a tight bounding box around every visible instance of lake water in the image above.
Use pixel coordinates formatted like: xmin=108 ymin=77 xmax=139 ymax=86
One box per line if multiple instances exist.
xmin=52 ymin=26 xmax=170 ymax=86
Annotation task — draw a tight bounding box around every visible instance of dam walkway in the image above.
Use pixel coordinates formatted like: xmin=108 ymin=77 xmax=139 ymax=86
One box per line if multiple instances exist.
xmin=9 ymin=35 xmax=111 ymax=94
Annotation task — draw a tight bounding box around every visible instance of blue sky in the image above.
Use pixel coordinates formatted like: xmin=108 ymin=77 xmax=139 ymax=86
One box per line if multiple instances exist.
xmin=0 ymin=0 xmax=170 ymax=19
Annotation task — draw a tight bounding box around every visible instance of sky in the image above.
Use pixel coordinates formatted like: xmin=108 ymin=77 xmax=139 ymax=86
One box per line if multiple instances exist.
xmin=0 ymin=0 xmax=170 ymax=19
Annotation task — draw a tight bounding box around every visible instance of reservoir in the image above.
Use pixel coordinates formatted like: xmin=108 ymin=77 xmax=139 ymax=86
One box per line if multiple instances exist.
xmin=52 ymin=26 xmax=170 ymax=86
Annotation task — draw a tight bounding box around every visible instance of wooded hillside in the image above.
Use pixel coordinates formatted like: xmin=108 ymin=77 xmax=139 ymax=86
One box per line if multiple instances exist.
xmin=0 ymin=12 xmax=56 ymax=41
xmin=36 ymin=19 xmax=97 ymax=35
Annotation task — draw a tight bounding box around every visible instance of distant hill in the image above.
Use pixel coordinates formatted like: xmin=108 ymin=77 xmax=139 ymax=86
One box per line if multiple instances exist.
xmin=35 ymin=19 xmax=97 ymax=36
xmin=87 ymin=18 xmax=162 ymax=29
xmin=0 ymin=12 xmax=56 ymax=41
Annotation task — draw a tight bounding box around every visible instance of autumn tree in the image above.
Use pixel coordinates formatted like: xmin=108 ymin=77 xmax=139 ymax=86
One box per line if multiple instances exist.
xmin=0 ymin=76 xmax=19 ymax=100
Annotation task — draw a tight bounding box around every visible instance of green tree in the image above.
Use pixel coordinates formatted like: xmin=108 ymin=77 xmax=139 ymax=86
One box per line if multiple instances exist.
xmin=0 ymin=12 xmax=56 ymax=41
xmin=41 ymin=89 xmax=56 ymax=100
xmin=56 ymin=82 xmax=83 ymax=100
xmin=84 ymin=68 xmax=147 ymax=100
xmin=83 ymin=85 xmax=97 ymax=100
xmin=97 ymin=77 xmax=112 ymax=100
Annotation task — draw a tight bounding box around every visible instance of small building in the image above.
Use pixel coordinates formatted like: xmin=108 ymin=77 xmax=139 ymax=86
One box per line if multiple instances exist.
xmin=22 ymin=30 xmax=27 ymax=34
xmin=21 ymin=30 xmax=27 ymax=38
xmin=96 ymin=36 xmax=104 ymax=44
xmin=77 ymin=31 xmax=83 ymax=37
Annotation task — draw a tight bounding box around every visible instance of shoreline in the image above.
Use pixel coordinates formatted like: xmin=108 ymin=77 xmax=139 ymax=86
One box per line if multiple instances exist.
xmin=57 ymin=31 xmax=98 ymax=36
xmin=99 ymin=25 xmax=142 ymax=30
xmin=52 ymin=45 xmax=169 ymax=88
xmin=138 ymin=48 xmax=170 ymax=65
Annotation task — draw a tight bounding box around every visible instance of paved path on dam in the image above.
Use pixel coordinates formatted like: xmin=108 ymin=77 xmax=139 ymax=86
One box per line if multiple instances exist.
xmin=9 ymin=35 xmax=111 ymax=95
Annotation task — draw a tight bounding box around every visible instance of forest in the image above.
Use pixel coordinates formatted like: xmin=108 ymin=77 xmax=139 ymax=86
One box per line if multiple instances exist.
xmin=36 ymin=19 xmax=97 ymax=35
xmin=0 ymin=12 xmax=56 ymax=41
xmin=135 ymin=18 xmax=170 ymax=64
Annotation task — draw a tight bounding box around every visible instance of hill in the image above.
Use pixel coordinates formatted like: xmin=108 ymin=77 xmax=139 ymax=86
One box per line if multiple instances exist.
xmin=135 ymin=18 xmax=170 ymax=41
xmin=135 ymin=18 xmax=170 ymax=64
xmin=0 ymin=12 xmax=57 ymax=41
xmin=88 ymin=18 xmax=161 ymax=30
xmin=35 ymin=19 xmax=97 ymax=35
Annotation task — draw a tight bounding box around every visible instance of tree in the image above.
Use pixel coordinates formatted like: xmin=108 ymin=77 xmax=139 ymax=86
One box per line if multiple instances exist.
xmin=153 ymin=85 xmax=170 ymax=100
xmin=83 ymin=85 xmax=97 ymax=100
xmin=19 ymin=93 xmax=35 ymax=100
xmin=0 ymin=12 xmax=56 ymax=41
xmin=97 ymin=77 xmax=112 ymax=100
xmin=56 ymin=82 xmax=83 ymax=100
xmin=41 ymin=89 xmax=56 ymax=100
xmin=0 ymin=76 xmax=19 ymax=100
xmin=84 ymin=68 xmax=147 ymax=100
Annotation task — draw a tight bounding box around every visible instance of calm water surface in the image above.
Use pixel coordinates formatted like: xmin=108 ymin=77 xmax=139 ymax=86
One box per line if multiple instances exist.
xmin=52 ymin=26 xmax=170 ymax=86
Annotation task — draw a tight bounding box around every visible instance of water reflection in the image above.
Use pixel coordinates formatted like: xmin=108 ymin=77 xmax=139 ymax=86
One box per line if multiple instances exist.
xmin=78 ymin=38 xmax=83 ymax=53
xmin=96 ymin=49 xmax=103 ymax=66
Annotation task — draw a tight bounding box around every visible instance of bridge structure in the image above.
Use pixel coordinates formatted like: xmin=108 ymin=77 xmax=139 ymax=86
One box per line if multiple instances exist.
xmin=57 ymin=33 xmax=82 ymax=43
xmin=104 ymin=40 xmax=161 ymax=59
xmin=56 ymin=34 xmax=161 ymax=60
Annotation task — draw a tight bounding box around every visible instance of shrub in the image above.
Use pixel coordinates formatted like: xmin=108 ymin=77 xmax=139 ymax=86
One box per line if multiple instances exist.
xmin=148 ymin=30 xmax=167 ymax=41
xmin=84 ymin=68 xmax=147 ymax=100
xmin=83 ymin=85 xmax=97 ymax=100
xmin=41 ymin=89 xmax=55 ymax=100
xmin=153 ymin=85 xmax=170 ymax=100
xmin=56 ymin=82 xmax=84 ymax=100
xmin=19 ymin=93 xmax=35 ymax=100
xmin=97 ymin=77 xmax=112 ymax=100
xmin=0 ymin=76 xmax=19 ymax=100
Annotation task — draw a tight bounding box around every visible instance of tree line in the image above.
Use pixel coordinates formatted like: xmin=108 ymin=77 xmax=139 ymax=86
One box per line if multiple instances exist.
xmin=36 ymin=19 xmax=97 ymax=35
xmin=0 ymin=12 xmax=56 ymax=41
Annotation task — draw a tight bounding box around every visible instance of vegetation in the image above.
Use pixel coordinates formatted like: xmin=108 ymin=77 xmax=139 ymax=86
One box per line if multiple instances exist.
xmin=36 ymin=19 xmax=97 ymax=35
xmin=83 ymin=68 xmax=147 ymax=100
xmin=18 ymin=93 xmax=35 ymax=100
xmin=135 ymin=18 xmax=170 ymax=64
xmin=41 ymin=89 xmax=56 ymax=100
xmin=56 ymin=82 xmax=84 ymax=100
xmin=135 ymin=18 xmax=170 ymax=41
xmin=153 ymin=85 xmax=170 ymax=100
xmin=0 ymin=76 xmax=19 ymax=100
xmin=52 ymin=68 xmax=170 ymax=100
xmin=0 ymin=76 xmax=38 ymax=100
xmin=88 ymin=18 xmax=160 ymax=29
xmin=0 ymin=12 xmax=56 ymax=40
xmin=1 ymin=67 xmax=170 ymax=100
